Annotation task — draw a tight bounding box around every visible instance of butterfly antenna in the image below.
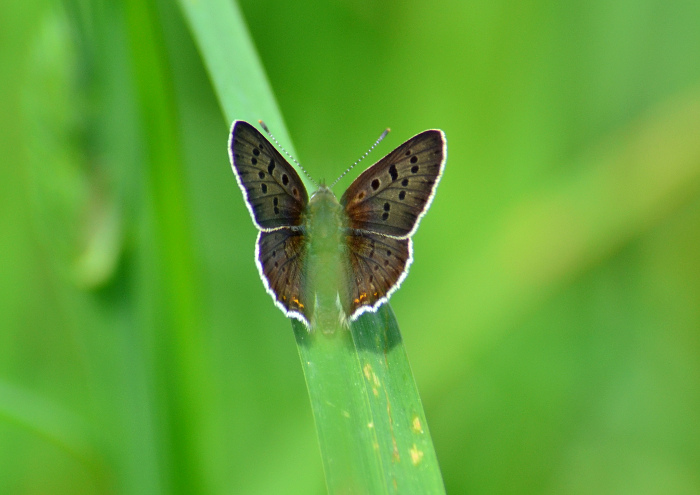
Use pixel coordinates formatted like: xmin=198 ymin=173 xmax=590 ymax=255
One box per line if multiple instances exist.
xmin=330 ymin=127 xmax=390 ymax=189
xmin=259 ymin=120 xmax=317 ymax=187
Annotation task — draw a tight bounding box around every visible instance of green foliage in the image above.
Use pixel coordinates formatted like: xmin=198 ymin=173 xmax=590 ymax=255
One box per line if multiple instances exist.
xmin=293 ymin=307 xmax=444 ymax=494
xmin=2 ymin=0 xmax=700 ymax=493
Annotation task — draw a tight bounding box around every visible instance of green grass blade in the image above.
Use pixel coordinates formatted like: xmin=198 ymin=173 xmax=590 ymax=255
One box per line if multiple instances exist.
xmin=295 ymin=305 xmax=445 ymax=493
xmin=352 ymin=306 xmax=444 ymax=491
xmin=177 ymin=0 xmax=445 ymax=492
xmin=176 ymin=0 xmax=300 ymax=177
xmin=176 ymin=0 xmax=273 ymax=123
xmin=123 ymin=0 xmax=214 ymax=491
xmin=293 ymin=321 xmax=386 ymax=492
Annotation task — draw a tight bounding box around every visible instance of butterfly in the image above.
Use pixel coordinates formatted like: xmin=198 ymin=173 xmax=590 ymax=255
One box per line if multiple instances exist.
xmin=228 ymin=120 xmax=446 ymax=331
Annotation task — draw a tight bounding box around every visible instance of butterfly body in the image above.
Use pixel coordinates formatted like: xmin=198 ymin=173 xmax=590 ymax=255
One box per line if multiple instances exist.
xmin=304 ymin=185 xmax=352 ymax=329
xmin=229 ymin=120 xmax=446 ymax=332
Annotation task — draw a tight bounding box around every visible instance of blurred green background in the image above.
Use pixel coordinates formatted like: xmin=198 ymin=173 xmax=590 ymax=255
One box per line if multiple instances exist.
xmin=2 ymin=0 xmax=700 ymax=493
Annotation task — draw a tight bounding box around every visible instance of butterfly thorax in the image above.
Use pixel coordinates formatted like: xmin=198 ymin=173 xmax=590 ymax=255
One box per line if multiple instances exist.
xmin=306 ymin=186 xmax=346 ymax=246
xmin=304 ymin=186 xmax=351 ymax=331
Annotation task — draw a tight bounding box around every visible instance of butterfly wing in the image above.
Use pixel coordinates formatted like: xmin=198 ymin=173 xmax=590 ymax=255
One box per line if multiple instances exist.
xmin=340 ymin=130 xmax=446 ymax=238
xmin=256 ymin=228 xmax=310 ymax=325
xmin=345 ymin=231 xmax=412 ymax=319
xmin=229 ymin=120 xmax=308 ymax=230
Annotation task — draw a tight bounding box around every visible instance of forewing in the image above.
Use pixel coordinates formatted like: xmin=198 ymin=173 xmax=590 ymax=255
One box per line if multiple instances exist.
xmin=256 ymin=228 xmax=310 ymax=325
xmin=341 ymin=129 xmax=445 ymax=238
xmin=346 ymin=231 xmax=412 ymax=319
xmin=229 ymin=120 xmax=309 ymax=230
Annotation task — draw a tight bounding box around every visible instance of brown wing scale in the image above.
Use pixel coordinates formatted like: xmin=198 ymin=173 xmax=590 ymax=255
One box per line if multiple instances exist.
xmin=229 ymin=121 xmax=308 ymax=230
xmin=256 ymin=228 xmax=310 ymax=322
xmin=341 ymin=129 xmax=445 ymax=238
xmin=345 ymin=231 xmax=411 ymax=317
